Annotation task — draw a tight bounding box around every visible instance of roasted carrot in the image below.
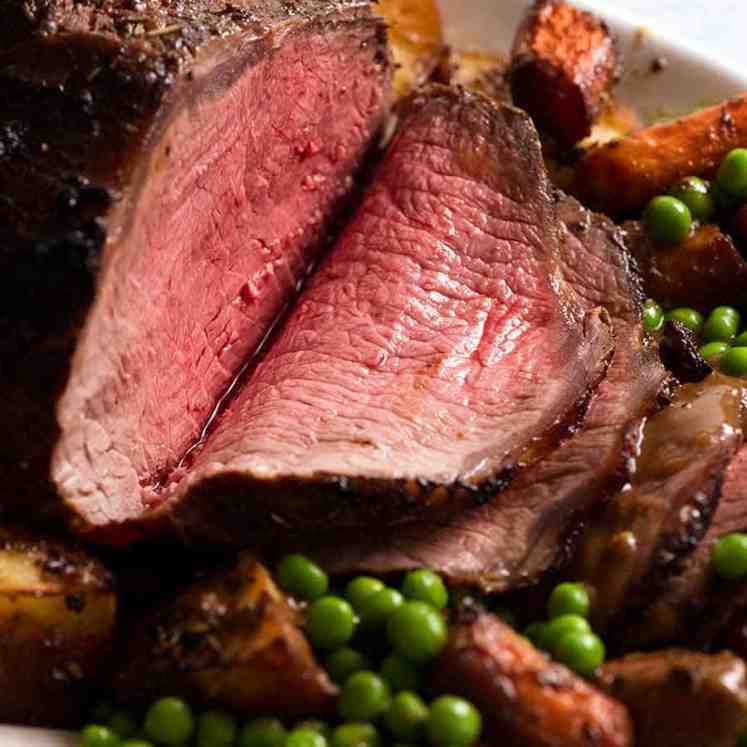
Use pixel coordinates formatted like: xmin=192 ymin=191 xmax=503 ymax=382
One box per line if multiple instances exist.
xmin=624 ymin=221 xmax=747 ymax=311
xmin=432 ymin=604 xmax=633 ymax=747
xmin=510 ymin=0 xmax=620 ymax=149
xmin=574 ymin=95 xmax=747 ymax=216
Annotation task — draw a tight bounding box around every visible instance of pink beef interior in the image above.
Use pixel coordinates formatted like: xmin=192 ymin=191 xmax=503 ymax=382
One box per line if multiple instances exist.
xmin=53 ymin=25 xmax=388 ymax=526
xmin=174 ymin=88 xmax=611 ymax=523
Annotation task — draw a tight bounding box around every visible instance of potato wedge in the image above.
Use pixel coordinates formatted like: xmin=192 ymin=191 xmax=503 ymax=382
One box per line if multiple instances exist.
xmin=0 ymin=529 xmax=115 ymax=727
xmin=510 ymin=0 xmax=620 ymax=149
xmin=432 ymin=603 xmax=633 ymax=747
xmin=115 ymin=554 xmax=337 ymax=717
xmin=375 ymin=0 xmax=445 ymax=99
xmin=435 ymin=49 xmax=510 ymax=103
xmin=574 ymin=95 xmax=747 ymax=216
xmin=623 ymin=221 xmax=747 ymax=311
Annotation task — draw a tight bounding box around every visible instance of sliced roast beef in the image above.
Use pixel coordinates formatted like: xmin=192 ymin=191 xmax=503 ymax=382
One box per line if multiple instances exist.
xmin=309 ymin=196 xmax=666 ymax=591
xmin=624 ymin=445 xmax=747 ymax=648
xmin=432 ymin=603 xmax=633 ymax=747
xmin=0 ymin=0 xmax=391 ymax=525
xmin=576 ymin=374 xmax=747 ymax=633
xmin=597 ymin=650 xmax=747 ymax=747
xmin=97 ymin=85 xmax=614 ymax=543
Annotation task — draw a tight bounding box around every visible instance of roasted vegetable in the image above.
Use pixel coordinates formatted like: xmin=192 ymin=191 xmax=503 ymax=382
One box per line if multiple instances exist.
xmin=435 ymin=49 xmax=510 ymax=103
xmin=431 ymin=603 xmax=633 ymax=747
xmin=375 ymin=0 xmax=445 ymax=99
xmin=510 ymin=0 xmax=620 ymax=149
xmin=624 ymin=222 xmax=747 ymax=311
xmin=115 ymin=554 xmax=337 ymax=717
xmin=0 ymin=529 xmax=115 ymax=727
xmin=574 ymin=95 xmax=747 ymax=216
xmin=597 ymin=650 xmax=747 ymax=747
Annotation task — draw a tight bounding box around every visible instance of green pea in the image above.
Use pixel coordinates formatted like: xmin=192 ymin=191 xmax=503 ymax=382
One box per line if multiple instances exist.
xmin=345 ymin=576 xmax=385 ymax=612
xmin=286 ymin=727 xmax=327 ymax=747
xmin=644 ymin=195 xmax=692 ymax=244
xmin=338 ymin=671 xmax=392 ymax=722
xmin=325 ymin=647 xmax=370 ymax=684
xmin=108 ymin=711 xmax=138 ymax=739
xmin=717 ymin=148 xmax=747 ymax=199
xmin=331 ymin=723 xmax=380 ymax=747
xmin=121 ymin=741 xmax=154 ymax=747
xmin=669 ymin=176 xmax=716 ymax=222
xmin=144 ymin=697 xmax=195 ymax=746
xmin=702 ymin=306 xmax=741 ymax=342
xmin=238 ymin=719 xmax=287 ymax=747
xmin=79 ymin=725 xmax=121 ymax=747
xmin=387 ymin=601 xmax=448 ymax=663
xmin=712 ymin=533 xmax=747 ymax=580
xmin=357 ymin=587 xmax=404 ymax=631
xmin=699 ymin=341 xmax=730 ymax=363
xmin=664 ymin=307 xmax=704 ymax=335
xmin=425 ymin=696 xmax=482 ymax=747
xmin=547 ymin=582 xmax=590 ymax=620
xmin=523 ymin=622 xmax=549 ymax=650
xmin=380 ymin=654 xmax=421 ymax=692
xmin=721 ymin=347 xmax=747 ymax=377
xmin=196 ymin=710 xmax=237 ymax=747
xmin=543 ymin=614 xmax=592 ymax=656
xmin=277 ymin=554 xmax=329 ymax=602
xmin=384 ymin=691 xmax=429 ymax=741
xmin=553 ymin=631 xmax=605 ymax=678
xmin=401 ymin=569 xmax=449 ymax=609
xmin=306 ymin=596 xmax=356 ymax=650
xmin=295 ymin=721 xmax=332 ymax=740
xmin=642 ymin=299 xmax=664 ymax=332
xmin=735 ymin=331 xmax=747 ymax=347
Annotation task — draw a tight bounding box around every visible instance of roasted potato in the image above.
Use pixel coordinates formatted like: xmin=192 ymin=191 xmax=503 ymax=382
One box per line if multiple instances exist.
xmin=434 ymin=49 xmax=510 ymax=103
xmin=375 ymin=0 xmax=445 ymax=99
xmin=432 ymin=603 xmax=633 ymax=747
xmin=574 ymin=94 xmax=747 ymax=216
xmin=0 ymin=529 xmax=116 ymax=727
xmin=623 ymin=221 xmax=747 ymax=311
xmin=116 ymin=554 xmax=337 ymax=717
xmin=510 ymin=0 xmax=620 ymax=149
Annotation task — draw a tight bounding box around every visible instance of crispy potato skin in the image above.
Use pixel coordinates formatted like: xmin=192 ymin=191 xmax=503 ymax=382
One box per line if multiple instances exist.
xmin=375 ymin=0 xmax=445 ymax=99
xmin=597 ymin=650 xmax=747 ymax=747
xmin=624 ymin=222 xmax=747 ymax=311
xmin=432 ymin=605 xmax=633 ymax=747
xmin=574 ymin=95 xmax=747 ymax=216
xmin=116 ymin=554 xmax=337 ymax=717
xmin=0 ymin=531 xmax=115 ymax=727
xmin=434 ymin=49 xmax=510 ymax=103
xmin=510 ymin=0 xmax=620 ymax=149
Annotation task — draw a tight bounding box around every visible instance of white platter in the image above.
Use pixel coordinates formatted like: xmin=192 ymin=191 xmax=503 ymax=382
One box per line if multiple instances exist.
xmin=7 ymin=0 xmax=746 ymax=744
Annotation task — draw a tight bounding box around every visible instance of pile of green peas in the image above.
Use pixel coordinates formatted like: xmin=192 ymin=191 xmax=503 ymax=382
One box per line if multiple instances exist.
xmin=643 ymin=147 xmax=747 ymax=245
xmin=522 ymin=582 xmax=605 ymax=678
xmin=643 ymin=301 xmax=747 ymax=377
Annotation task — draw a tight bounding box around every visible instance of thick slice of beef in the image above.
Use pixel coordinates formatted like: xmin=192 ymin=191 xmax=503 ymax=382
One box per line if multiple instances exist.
xmin=432 ymin=603 xmax=633 ymax=747
xmin=625 ymin=445 xmax=747 ymax=648
xmin=576 ymin=374 xmax=747 ymax=633
xmin=139 ymin=85 xmax=615 ymax=544
xmin=597 ymin=650 xmax=747 ymax=747
xmin=310 ymin=196 xmax=667 ymax=591
xmin=0 ymin=0 xmax=391 ymax=525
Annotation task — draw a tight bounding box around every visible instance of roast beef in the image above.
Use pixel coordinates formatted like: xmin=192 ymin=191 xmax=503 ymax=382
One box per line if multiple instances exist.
xmin=624 ymin=445 xmax=747 ymax=648
xmin=576 ymin=374 xmax=747 ymax=633
xmin=309 ymin=197 xmax=666 ymax=591
xmin=432 ymin=603 xmax=633 ymax=747
xmin=152 ymin=85 xmax=614 ymax=544
xmin=0 ymin=0 xmax=392 ymax=527
xmin=597 ymin=650 xmax=747 ymax=747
